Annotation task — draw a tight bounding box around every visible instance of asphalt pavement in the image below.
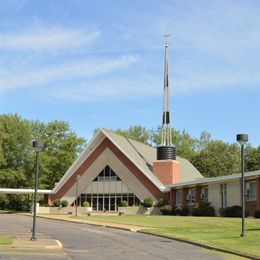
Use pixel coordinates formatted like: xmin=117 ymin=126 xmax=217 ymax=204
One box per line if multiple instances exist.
xmin=0 ymin=213 xmax=249 ymax=260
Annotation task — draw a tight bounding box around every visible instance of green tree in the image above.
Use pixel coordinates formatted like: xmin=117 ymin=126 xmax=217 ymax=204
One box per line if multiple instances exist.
xmin=191 ymin=140 xmax=240 ymax=177
xmin=0 ymin=114 xmax=86 ymax=191
xmin=31 ymin=120 xmax=86 ymax=189
xmin=97 ymin=125 xmax=151 ymax=144
xmin=245 ymin=145 xmax=260 ymax=172
xmin=150 ymin=126 xmax=197 ymax=160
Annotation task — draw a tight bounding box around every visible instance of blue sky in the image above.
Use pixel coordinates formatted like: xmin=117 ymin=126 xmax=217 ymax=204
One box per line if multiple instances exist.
xmin=0 ymin=0 xmax=260 ymax=146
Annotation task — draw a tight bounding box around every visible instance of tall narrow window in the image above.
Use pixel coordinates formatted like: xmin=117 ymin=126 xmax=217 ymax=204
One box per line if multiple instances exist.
xmin=220 ymin=184 xmax=227 ymax=208
xmin=200 ymin=187 xmax=208 ymax=202
xmin=245 ymin=181 xmax=256 ymax=201
xmin=176 ymin=190 xmax=182 ymax=205
xmin=187 ymin=189 xmax=195 ymax=204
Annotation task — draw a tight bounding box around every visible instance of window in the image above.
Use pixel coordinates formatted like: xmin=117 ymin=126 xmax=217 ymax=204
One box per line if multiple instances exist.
xmin=93 ymin=165 xmax=121 ymax=182
xmin=200 ymin=187 xmax=208 ymax=202
xmin=245 ymin=181 xmax=256 ymax=201
xmin=220 ymin=184 xmax=227 ymax=208
xmin=187 ymin=189 xmax=195 ymax=204
xmin=176 ymin=190 xmax=182 ymax=205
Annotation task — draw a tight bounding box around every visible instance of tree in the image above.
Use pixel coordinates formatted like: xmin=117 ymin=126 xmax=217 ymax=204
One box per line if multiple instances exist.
xmin=98 ymin=125 xmax=151 ymax=144
xmin=245 ymin=145 xmax=260 ymax=172
xmin=150 ymin=126 xmax=197 ymax=160
xmin=191 ymin=140 xmax=240 ymax=177
xmin=30 ymin=120 xmax=86 ymax=189
xmin=0 ymin=114 xmax=86 ymax=191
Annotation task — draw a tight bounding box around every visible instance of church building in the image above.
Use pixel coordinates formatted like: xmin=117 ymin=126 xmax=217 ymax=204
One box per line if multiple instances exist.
xmin=48 ymin=35 xmax=260 ymax=216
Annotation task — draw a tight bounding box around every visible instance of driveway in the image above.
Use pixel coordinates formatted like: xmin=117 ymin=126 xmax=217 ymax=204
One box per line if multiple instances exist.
xmin=0 ymin=214 xmax=246 ymax=259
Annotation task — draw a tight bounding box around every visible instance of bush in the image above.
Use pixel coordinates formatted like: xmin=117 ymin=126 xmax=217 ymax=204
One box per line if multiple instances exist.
xmin=143 ymin=197 xmax=153 ymax=208
xmin=174 ymin=206 xmax=189 ymax=216
xmin=192 ymin=202 xmax=215 ymax=216
xmin=157 ymin=198 xmax=168 ymax=207
xmin=82 ymin=201 xmax=90 ymax=207
xmin=160 ymin=205 xmax=172 ymax=215
xmin=53 ymin=199 xmax=61 ymax=207
xmin=219 ymin=205 xmax=249 ymax=218
xmin=61 ymin=200 xmax=68 ymax=207
xmin=7 ymin=194 xmax=29 ymax=211
xmin=254 ymin=210 xmax=260 ymax=218
xmin=119 ymin=200 xmax=128 ymax=207
xmin=0 ymin=194 xmax=8 ymax=210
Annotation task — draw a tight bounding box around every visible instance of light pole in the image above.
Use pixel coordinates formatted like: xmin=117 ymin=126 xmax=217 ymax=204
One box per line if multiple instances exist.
xmin=75 ymin=175 xmax=80 ymax=217
xmin=236 ymin=134 xmax=248 ymax=238
xmin=31 ymin=141 xmax=44 ymax=241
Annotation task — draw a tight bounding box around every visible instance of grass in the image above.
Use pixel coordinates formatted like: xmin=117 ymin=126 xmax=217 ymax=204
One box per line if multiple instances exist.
xmin=79 ymin=215 xmax=260 ymax=258
xmin=0 ymin=236 xmax=12 ymax=245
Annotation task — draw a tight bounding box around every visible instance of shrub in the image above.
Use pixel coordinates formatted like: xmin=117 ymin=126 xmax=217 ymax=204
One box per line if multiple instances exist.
xmin=82 ymin=201 xmax=90 ymax=207
xmin=157 ymin=198 xmax=168 ymax=207
xmin=53 ymin=199 xmax=61 ymax=207
xmin=0 ymin=194 xmax=8 ymax=210
xmin=219 ymin=205 xmax=249 ymax=218
xmin=61 ymin=200 xmax=68 ymax=207
xmin=174 ymin=206 xmax=189 ymax=216
xmin=254 ymin=210 xmax=260 ymax=218
xmin=143 ymin=197 xmax=153 ymax=208
xmin=179 ymin=207 xmax=189 ymax=216
xmin=192 ymin=202 xmax=215 ymax=216
xmin=119 ymin=200 xmax=128 ymax=207
xmin=160 ymin=205 xmax=172 ymax=215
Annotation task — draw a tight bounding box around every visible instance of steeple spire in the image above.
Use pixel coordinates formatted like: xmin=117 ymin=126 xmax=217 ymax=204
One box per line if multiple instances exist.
xmin=161 ymin=32 xmax=172 ymax=147
xmin=157 ymin=33 xmax=176 ymax=160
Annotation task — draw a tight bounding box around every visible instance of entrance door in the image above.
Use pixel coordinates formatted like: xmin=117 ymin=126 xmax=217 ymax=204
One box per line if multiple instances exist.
xmin=104 ymin=197 xmax=109 ymax=211
xmin=110 ymin=197 xmax=115 ymax=211
xmin=98 ymin=196 xmax=103 ymax=211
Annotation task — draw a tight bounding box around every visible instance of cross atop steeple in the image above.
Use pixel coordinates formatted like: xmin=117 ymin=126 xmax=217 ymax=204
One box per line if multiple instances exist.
xmin=164 ymin=32 xmax=170 ymax=46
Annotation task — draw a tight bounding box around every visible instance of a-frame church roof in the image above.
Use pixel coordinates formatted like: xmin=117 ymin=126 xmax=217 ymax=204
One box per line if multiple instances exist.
xmin=52 ymin=129 xmax=203 ymax=196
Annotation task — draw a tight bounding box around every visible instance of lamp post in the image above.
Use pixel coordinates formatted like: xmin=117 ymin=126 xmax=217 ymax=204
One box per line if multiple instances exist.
xmin=75 ymin=175 xmax=80 ymax=217
xmin=236 ymin=134 xmax=248 ymax=238
xmin=31 ymin=141 xmax=44 ymax=241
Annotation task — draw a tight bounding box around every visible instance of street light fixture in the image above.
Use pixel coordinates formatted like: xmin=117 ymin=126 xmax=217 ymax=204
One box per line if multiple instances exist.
xmin=31 ymin=141 xmax=44 ymax=241
xmin=75 ymin=175 xmax=80 ymax=217
xmin=236 ymin=134 xmax=248 ymax=238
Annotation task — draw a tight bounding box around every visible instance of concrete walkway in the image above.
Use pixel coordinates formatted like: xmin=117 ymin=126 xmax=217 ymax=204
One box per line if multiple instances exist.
xmin=0 ymin=213 xmax=66 ymax=259
xmin=34 ymin=213 xmax=144 ymax=232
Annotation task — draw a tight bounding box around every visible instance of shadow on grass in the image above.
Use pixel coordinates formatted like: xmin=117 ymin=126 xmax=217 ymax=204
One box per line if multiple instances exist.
xmin=246 ymin=228 xmax=260 ymax=231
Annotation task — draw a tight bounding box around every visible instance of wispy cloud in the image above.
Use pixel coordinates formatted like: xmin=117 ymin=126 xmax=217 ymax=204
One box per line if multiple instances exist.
xmin=37 ymin=77 xmax=159 ymax=103
xmin=0 ymin=55 xmax=139 ymax=93
xmin=0 ymin=26 xmax=100 ymax=52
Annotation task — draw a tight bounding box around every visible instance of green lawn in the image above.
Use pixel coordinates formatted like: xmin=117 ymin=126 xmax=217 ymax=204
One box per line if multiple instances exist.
xmin=0 ymin=236 xmax=12 ymax=245
xmin=80 ymin=215 xmax=260 ymax=258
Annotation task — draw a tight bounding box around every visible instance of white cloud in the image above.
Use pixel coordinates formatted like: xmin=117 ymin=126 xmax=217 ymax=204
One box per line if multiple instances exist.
xmin=36 ymin=78 xmax=159 ymax=103
xmin=0 ymin=26 xmax=100 ymax=51
xmin=0 ymin=55 xmax=139 ymax=93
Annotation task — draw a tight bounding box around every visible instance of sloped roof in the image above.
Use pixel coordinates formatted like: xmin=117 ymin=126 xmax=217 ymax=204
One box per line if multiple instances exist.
xmin=168 ymin=170 xmax=260 ymax=188
xmin=102 ymin=129 xmax=204 ymax=183
xmin=53 ymin=128 xmax=204 ymax=194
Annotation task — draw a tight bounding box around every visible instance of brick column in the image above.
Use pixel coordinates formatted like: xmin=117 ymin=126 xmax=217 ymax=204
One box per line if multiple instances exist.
xmin=170 ymin=189 xmax=176 ymax=207
xmin=256 ymin=177 xmax=260 ymax=210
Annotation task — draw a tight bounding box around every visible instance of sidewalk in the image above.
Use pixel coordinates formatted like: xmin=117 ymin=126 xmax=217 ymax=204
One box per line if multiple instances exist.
xmin=22 ymin=213 xmax=144 ymax=232
xmin=0 ymin=214 xmax=62 ymax=250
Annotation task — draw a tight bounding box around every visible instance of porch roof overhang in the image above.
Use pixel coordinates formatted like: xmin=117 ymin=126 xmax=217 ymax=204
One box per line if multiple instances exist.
xmin=0 ymin=188 xmax=53 ymax=195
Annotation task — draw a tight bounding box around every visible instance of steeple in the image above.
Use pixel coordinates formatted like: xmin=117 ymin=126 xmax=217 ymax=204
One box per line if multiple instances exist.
xmin=157 ymin=33 xmax=176 ymax=160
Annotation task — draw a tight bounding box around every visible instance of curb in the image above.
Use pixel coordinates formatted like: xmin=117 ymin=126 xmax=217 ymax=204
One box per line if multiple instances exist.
xmin=29 ymin=214 xmax=141 ymax=232
xmin=0 ymin=239 xmax=63 ymax=250
xmin=137 ymin=230 xmax=260 ymax=260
